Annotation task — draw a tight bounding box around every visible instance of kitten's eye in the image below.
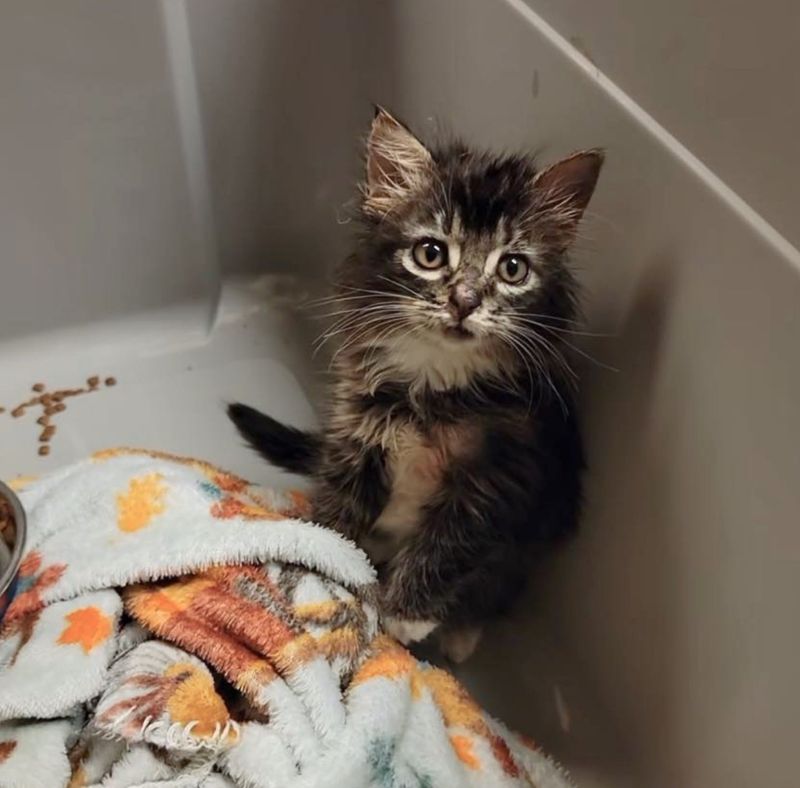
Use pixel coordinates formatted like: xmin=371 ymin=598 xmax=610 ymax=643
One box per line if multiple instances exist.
xmin=412 ymin=239 xmax=448 ymax=270
xmin=497 ymin=254 xmax=530 ymax=285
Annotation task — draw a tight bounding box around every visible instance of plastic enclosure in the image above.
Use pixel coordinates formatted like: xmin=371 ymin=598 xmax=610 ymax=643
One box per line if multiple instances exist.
xmin=1 ymin=3 xmax=798 ymax=786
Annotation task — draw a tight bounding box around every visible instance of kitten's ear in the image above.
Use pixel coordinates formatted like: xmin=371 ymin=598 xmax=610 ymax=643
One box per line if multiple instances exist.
xmin=532 ymin=149 xmax=604 ymax=248
xmin=364 ymin=107 xmax=433 ymax=217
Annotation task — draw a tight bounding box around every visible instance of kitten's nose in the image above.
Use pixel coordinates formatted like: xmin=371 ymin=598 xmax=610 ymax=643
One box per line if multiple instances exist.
xmin=449 ymin=284 xmax=481 ymax=320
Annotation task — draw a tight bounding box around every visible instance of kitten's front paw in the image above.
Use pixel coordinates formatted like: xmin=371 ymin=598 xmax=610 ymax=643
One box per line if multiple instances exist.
xmin=385 ymin=617 xmax=438 ymax=645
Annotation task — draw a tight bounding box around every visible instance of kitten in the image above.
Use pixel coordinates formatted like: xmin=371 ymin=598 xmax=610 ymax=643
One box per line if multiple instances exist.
xmin=229 ymin=108 xmax=602 ymax=662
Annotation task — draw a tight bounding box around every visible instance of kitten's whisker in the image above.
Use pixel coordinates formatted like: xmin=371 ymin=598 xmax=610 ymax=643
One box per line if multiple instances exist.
xmin=376 ymin=275 xmax=423 ymax=300
xmin=541 ymin=333 xmax=618 ymax=373
xmin=518 ymin=333 xmax=576 ymax=385
xmin=306 ymin=287 xmax=420 ymax=307
xmin=516 ymin=328 xmax=580 ymax=383
xmin=508 ymin=316 xmax=612 ymax=338
xmin=331 ymin=291 xmax=418 ymax=304
xmin=499 ymin=327 xmax=560 ymax=414
xmin=315 ymin=313 xmax=391 ymax=356
xmin=527 ymin=343 xmax=568 ymax=416
xmin=314 ymin=311 xmax=376 ymax=351
xmin=328 ymin=313 xmax=412 ymax=367
xmin=362 ymin=320 xmax=419 ymax=370
xmin=315 ymin=303 xmax=414 ymax=326
xmin=495 ymin=331 xmax=535 ymax=414
xmin=362 ymin=324 xmax=425 ymax=392
xmin=350 ymin=322 xmax=411 ymax=374
xmin=306 ymin=294 xmax=396 ymax=308
xmin=338 ymin=284 xmax=418 ymax=298
xmin=503 ymin=310 xmax=584 ymax=327
xmin=319 ymin=299 xmax=416 ymax=319
xmin=312 ymin=304 xmax=413 ymax=334
xmin=501 ymin=326 xmax=572 ymax=415
xmin=513 ymin=322 xmax=618 ymax=373
xmin=315 ymin=310 xmax=411 ymax=353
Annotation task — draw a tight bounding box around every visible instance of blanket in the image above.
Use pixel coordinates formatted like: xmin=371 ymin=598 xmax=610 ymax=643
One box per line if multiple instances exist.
xmin=0 ymin=449 xmax=574 ymax=788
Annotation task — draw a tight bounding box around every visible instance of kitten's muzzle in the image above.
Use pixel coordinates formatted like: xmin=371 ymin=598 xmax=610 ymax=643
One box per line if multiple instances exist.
xmin=448 ymin=284 xmax=481 ymax=321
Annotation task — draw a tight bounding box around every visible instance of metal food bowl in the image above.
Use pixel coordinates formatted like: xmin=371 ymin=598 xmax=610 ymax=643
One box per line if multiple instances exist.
xmin=0 ymin=480 xmax=27 ymax=622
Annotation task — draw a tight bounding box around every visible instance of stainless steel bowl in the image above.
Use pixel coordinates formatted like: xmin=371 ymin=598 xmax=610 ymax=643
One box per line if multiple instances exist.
xmin=0 ymin=480 xmax=27 ymax=622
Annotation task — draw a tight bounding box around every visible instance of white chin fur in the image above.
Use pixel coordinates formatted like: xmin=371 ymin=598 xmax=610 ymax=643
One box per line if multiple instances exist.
xmin=375 ymin=330 xmax=501 ymax=392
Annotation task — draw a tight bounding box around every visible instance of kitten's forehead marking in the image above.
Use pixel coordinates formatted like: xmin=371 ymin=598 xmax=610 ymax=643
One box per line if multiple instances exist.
xmin=449 ymin=242 xmax=462 ymax=271
xmin=452 ymin=212 xmax=512 ymax=269
xmin=483 ymin=248 xmax=504 ymax=278
xmin=450 ymin=212 xmax=463 ymax=240
xmin=446 ymin=212 xmax=464 ymax=271
xmin=455 ymin=224 xmax=507 ymax=281
xmin=408 ymin=221 xmax=442 ymax=239
xmin=497 ymin=216 xmax=511 ymax=246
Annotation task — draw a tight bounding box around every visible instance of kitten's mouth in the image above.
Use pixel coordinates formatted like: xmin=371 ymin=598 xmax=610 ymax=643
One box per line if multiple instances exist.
xmin=442 ymin=323 xmax=475 ymax=340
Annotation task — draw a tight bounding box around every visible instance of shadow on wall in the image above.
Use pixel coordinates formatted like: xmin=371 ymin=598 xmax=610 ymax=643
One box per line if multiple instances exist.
xmin=186 ymin=0 xmax=401 ymax=279
xmin=544 ymin=252 xmax=684 ymax=778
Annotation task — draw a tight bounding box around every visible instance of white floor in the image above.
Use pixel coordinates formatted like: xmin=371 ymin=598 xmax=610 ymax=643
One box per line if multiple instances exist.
xmin=0 ymin=276 xmax=318 ymax=486
xmin=0 ymin=276 xmax=629 ymax=786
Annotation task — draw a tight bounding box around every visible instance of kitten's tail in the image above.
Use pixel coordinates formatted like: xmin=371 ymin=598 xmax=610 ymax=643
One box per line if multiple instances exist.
xmin=227 ymin=403 xmax=322 ymax=476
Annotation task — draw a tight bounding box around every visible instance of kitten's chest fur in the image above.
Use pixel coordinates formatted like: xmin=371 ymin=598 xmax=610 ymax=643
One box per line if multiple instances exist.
xmin=363 ymin=418 xmax=480 ymax=563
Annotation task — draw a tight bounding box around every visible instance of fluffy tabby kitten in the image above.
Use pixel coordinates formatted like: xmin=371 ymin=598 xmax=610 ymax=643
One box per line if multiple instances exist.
xmin=229 ymin=108 xmax=602 ymax=662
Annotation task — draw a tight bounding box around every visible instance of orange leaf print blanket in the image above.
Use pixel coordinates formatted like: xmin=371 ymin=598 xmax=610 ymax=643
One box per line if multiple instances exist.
xmin=0 ymin=449 xmax=573 ymax=788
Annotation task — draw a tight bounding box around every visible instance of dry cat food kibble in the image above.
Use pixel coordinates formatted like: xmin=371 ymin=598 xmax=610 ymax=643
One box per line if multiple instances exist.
xmin=0 ymin=494 xmax=15 ymax=550
xmin=0 ymin=374 xmax=118 ymax=458
xmin=39 ymin=425 xmax=56 ymax=442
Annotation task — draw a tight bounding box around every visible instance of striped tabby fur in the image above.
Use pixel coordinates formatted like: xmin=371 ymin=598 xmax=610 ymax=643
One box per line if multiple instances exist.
xmin=230 ymin=108 xmax=602 ymax=661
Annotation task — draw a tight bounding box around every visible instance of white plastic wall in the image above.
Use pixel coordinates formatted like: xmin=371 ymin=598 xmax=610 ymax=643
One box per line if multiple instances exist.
xmin=1 ymin=2 xmax=798 ymax=786
xmin=0 ymin=1 xmax=219 ymax=338
xmin=522 ymin=0 xmax=800 ymax=251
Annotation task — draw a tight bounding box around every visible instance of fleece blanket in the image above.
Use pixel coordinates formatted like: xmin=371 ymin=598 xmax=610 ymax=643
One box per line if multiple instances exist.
xmin=0 ymin=449 xmax=573 ymax=788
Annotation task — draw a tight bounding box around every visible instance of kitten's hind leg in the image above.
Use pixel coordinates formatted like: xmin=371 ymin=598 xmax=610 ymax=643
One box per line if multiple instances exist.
xmin=439 ymin=626 xmax=483 ymax=664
